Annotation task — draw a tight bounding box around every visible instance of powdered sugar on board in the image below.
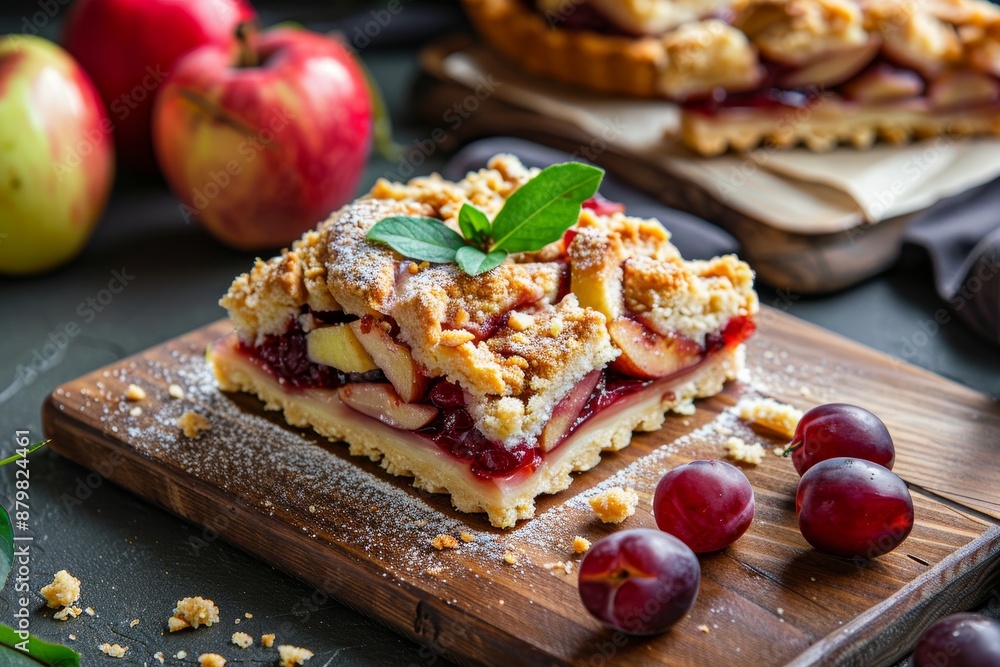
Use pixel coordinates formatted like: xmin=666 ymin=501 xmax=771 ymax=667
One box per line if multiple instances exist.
xmin=53 ymin=333 xmax=805 ymax=588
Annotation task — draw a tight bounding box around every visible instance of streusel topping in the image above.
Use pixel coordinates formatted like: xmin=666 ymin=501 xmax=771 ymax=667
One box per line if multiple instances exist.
xmin=220 ymin=155 xmax=756 ymax=447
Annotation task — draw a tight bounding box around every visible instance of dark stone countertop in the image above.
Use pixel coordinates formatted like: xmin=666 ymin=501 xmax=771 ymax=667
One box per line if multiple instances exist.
xmin=1 ymin=3 xmax=998 ymax=666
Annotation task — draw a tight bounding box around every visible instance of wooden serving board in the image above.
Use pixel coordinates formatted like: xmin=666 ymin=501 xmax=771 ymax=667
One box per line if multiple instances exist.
xmin=42 ymin=308 xmax=1000 ymax=666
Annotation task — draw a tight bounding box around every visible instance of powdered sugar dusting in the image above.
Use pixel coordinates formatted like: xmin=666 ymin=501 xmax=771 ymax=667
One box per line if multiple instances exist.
xmin=94 ymin=347 xmax=516 ymax=580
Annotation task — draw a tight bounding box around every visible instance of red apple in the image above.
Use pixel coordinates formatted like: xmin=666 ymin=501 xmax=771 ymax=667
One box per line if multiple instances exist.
xmin=0 ymin=35 xmax=114 ymax=275
xmin=61 ymin=0 xmax=256 ymax=171
xmin=152 ymin=27 xmax=373 ymax=250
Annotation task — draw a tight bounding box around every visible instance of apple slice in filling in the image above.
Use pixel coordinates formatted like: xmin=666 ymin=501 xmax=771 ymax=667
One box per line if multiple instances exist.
xmin=348 ymin=319 xmax=428 ymax=403
xmin=338 ymin=382 xmax=438 ymax=430
xmin=608 ymin=318 xmax=703 ymax=380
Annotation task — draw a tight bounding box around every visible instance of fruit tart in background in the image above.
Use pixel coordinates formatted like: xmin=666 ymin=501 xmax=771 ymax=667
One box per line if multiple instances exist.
xmin=462 ymin=0 xmax=1000 ymax=154
xmin=210 ymin=155 xmax=757 ymax=528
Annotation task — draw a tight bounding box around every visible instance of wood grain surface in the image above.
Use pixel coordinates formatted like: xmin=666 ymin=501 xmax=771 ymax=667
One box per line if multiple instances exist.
xmin=42 ymin=308 xmax=1000 ymax=666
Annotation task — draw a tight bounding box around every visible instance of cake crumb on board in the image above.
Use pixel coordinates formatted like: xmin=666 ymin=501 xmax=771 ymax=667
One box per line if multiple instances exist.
xmin=736 ymin=397 xmax=803 ymax=439
xmin=231 ymin=631 xmax=253 ymax=648
xmin=503 ymin=552 xmax=519 ymax=566
xmin=725 ymin=437 xmax=766 ymax=465
xmin=572 ymin=536 xmax=591 ymax=553
xmin=430 ymin=534 xmax=459 ymax=550
xmin=261 ymin=634 xmax=276 ymax=648
xmin=177 ymin=411 xmax=211 ymax=438
xmin=589 ymin=487 xmax=638 ymax=523
xmin=124 ymin=384 xmax=146 ymax=401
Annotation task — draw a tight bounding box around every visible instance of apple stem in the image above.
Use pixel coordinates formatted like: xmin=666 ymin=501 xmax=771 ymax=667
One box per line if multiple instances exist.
xmin=235 ymin=23 xmax=258 ymax=68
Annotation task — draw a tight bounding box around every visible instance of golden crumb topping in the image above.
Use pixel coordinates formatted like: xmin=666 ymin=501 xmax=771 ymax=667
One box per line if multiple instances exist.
xmin=589 ymin=487 xmax=639 ymax=523
xmin=734 ymin=0 xmax=868 ymax=65
xmin=662 ymin=20 xmax=765 ymax=98
xmin=219 ymin=155 xmax=757 ymax=448
xmin=232 ymin=632 xmax=253 ymax=648
xmin=624 ymin=255 xmax=758 ymax=346
xmin=862 ymin=0 xmax=963 ymax=74
xmin=261 ymin=634 xmax=276 ymax=648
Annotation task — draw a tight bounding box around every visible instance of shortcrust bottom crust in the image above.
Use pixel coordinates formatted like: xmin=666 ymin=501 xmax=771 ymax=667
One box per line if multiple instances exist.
xmin=210 ymin=336 xmax=743 ymax=528
xmin=680 ymin=104 xmax=1000 ymax=156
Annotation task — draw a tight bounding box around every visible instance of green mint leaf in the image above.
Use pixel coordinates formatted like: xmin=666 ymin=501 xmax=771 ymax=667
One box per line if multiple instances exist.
xmin=489 ymin=163 xmax=603 ymax=254
xmin=458 ymin=203 xmax=491 ymax=246
xmin=455 ymin=246 xmax=507 ymax=275
xmin=0 ymin=625 xmax=81 ymax=666
xmin=367 ymin=216 xmax=467 ymax=264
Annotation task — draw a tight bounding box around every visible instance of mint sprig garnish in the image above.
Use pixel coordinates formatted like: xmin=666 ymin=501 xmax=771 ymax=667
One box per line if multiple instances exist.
xmin=366 ymin=162 xmax=604 ymax=275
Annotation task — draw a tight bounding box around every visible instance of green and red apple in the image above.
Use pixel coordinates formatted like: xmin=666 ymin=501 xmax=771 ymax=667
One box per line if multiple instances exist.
xmin=153 ymin=27 xmax=373 ymax=251
xmin=61 ymin=0 xmax=257 ymax=171
xmin=0 ymin=35 xmax=114 ymax=275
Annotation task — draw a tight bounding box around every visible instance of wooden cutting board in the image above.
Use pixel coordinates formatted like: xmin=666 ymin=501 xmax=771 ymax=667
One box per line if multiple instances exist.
xmin=41 ymin=308 xmax=1000 ymax=667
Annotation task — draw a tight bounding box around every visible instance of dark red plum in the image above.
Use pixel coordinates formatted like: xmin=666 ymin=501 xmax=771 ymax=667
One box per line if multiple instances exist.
xmin=653 ymin=460 xmax=755 ymax=553
xmin=796 ymin=457 xmax=913 ymax=559
xmin=578 ymin=529 xmax=699 ymax=635
xmin=788 ymin=403 xmax=894 ymax=475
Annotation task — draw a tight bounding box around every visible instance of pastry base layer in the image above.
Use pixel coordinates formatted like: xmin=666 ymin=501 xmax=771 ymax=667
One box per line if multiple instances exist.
xmin=680 ymin=103 xmax=1000 ymax=155
xmin=210 ymin=335 xmax=744 ymax=528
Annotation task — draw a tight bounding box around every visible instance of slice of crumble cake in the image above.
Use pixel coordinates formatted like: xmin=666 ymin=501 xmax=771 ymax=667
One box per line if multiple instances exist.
xmin=210 ymin=155 xmax=757 ymax=527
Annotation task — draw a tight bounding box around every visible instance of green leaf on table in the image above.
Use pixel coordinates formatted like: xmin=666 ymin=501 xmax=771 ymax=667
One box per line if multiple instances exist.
xmin=458 ymin=203 xmax=492 ymax=247
xmin=489 ymin=163 xmax=603 ymax=254
xmin=0 ymin=505 xmax=10 ymax=592
xmin=367 ymin=216 xmax=468 ymax=264
xmin=0 ymin=625 xmax=80 ymax=667
xmin=455 ymin=246 xmax=508 ymax=276
xmin=0 ymin=441 xmax=46 ymax=592
xmin=0 ymin=440 xmax=48 ymax=468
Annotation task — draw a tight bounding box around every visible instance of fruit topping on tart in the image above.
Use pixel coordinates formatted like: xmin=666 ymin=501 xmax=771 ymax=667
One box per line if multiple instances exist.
xmin=210 ymin=155 xmax=757 ymax=527
xmin=462 ymin=0 xmax=1000 ymax=154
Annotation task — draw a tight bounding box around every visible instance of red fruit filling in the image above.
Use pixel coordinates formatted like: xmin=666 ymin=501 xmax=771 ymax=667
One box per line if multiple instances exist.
xmin=236 ymin=310 xmax=754 ymax=480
